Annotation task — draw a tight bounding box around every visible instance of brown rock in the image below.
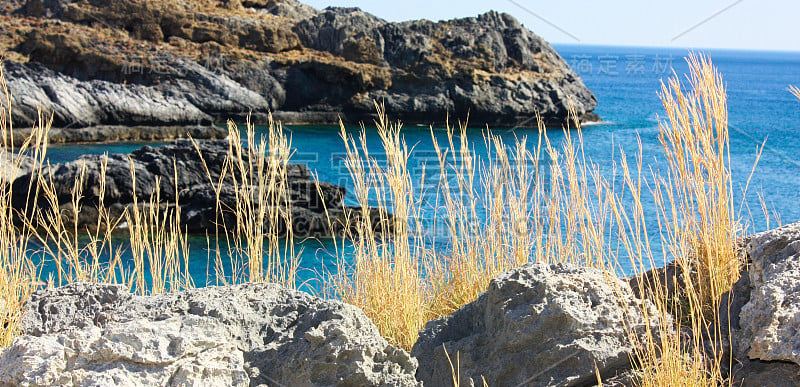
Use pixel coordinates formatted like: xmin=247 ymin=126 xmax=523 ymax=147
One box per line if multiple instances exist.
xmin=342 ymin=37 xmax=381 ymax=65
xmin=239 ymin=25 xmax=301 ymax=53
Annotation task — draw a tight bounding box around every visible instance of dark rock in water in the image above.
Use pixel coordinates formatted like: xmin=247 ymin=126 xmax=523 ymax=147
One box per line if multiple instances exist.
xmin=11 ymin=139 xmax=387 ymax=237
xmin=2 ymin=282 xmax=418 ymax=386
xmin=3 ymin=0 xmax=597 ymax=130
xmin=411 ymin=262 xmax=659 ymax=386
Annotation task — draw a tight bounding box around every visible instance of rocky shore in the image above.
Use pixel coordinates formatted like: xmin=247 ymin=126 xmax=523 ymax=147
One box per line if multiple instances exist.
xmin=1 ymin=0 xmax=598 ymax=132
xmin=3 ymin=221 xmax=800 ymax=386
xmin=10 ymin=139 xmax=387 ymax=237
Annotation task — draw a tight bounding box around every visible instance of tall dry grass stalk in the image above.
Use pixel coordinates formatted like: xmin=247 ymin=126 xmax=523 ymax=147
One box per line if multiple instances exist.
xmin=333 ymin=103 xmax=618 ymax=350
xmin=333 ymin=104 xmax=426 ymax=350
xmin=0 ymin=65 xmax=41 ymax=346
xmin=616 ymin=53 xmax=739 ymax=387
xmin=790 ymin=85 xmax=800 ymax=101
xmin=126 ymin=164 xmax=193 ymax=295
xmin=200 ymin=116 xmax=299 ymax=287
xmin=31 ymin=157 xmax=127 ymax=287
xmin=657 ymin=53 xmax=740 ymax=313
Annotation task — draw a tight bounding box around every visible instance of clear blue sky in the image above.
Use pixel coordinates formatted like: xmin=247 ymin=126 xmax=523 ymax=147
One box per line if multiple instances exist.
xmin=302 ymin=0 xmax=800 ymax=52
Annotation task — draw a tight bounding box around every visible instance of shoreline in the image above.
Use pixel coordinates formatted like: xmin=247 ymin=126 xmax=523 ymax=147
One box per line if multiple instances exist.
xmin=5 ymin=125 xmax=227 ymax=147
xmin=3 ymin=111 xmax=603 ymax=147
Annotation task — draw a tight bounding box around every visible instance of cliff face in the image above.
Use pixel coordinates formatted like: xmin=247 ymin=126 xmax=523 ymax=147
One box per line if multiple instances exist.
xmin=1 ymin=0 xmax=597 ymax=128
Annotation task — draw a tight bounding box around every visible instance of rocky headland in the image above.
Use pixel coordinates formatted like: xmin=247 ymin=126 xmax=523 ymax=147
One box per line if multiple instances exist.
xmin=1 ymin=0 xmax=598 ymax=137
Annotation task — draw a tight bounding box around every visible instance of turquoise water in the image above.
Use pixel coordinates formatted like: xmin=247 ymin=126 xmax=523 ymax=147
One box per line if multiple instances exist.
xmin=39 ymin=45 xmax=800 ymax=292
xmin=557 ymin=45 xmax=800 ymax=229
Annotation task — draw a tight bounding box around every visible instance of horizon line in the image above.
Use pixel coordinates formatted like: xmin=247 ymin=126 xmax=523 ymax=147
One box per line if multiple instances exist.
xmin=549 ymin=42 xmax=800 ymax=55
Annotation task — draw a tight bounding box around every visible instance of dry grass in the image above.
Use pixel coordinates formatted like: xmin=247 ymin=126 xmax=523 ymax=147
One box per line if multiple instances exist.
xmin=610 ymin=54 xmax=740 ymax=387
xmin=126 ymin=165 xmax=192 ymax=295
xmin=197 ymin=116 xmax=299 ymax=287
xmin=332 ymin=105 xmax=427 ymax=350
xmin=0 ymin=53 xmax=755 ymax=387
xmin=0 ymin=65 xmax=41 ymax=347
xmin=332 ymin=103 xmax=621 ymax=351
xmin=657 ymin=53 xmax=740 ymax=313
xmin=0 ymin=64 xmax=299 ymax=342
xmin=332 ymin=53 xmax=746 ymax=387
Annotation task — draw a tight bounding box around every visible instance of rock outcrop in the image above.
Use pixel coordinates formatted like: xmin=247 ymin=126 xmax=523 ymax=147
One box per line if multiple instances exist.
xmin=1 ymin=0 xmax=597 ymax=130
xmin=11 ymin=139 xmax=387 ymax=237
xmin=720 ymin=222 xmax=800 ymax=385
xmin=411 ymin=262 xmax=658 ymax=386
xmin=739 ymin=223 xmax=800 ymax=363
xmin=3 ymin=282 xmax=418 ymax=386
xmin=0 ymin=149 xmax=33 ymax=186
xmin=0 ymin=316 xmax=251 ymax=386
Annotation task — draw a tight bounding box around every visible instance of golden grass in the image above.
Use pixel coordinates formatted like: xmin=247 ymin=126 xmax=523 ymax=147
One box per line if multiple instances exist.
xmin=216 ymin=117 xmax=299 ymax=286
xmin=331 ymin=53 xmax=746 ymax=387
xmin=332 ymin=103 xmax=622 ymax=350
xmin=126 ymin=165 xmax=192 ymax=295
xmin=332 ymin=105 xmax=427 ymax=350
xmin=658 ymin=53 xmax=740 ymax=313
xmin=609 ymin=54 xmax=739 ymax=387
xmin=0 ymin=64 xmax=299 ymax=342
xmin=0 ymin=65 xmax=40 ymax=347
xmin=0 ymin=53 xmax=755 ymax=387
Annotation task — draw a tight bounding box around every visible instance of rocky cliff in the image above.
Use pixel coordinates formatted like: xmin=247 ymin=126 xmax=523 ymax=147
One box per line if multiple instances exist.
xmin=1 ymin=0 xmax=597 ymax=131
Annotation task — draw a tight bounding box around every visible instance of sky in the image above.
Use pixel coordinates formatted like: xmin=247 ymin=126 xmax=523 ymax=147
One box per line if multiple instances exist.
xmin=302 ymin=0 xmax=800 ymax=52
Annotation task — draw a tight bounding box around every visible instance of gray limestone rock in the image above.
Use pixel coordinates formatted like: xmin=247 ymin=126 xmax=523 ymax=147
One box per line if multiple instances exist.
xmin=411 ymin=262 xmax=658 ymax=386
xmin=10 ymin=282 xmax=418 ymax=386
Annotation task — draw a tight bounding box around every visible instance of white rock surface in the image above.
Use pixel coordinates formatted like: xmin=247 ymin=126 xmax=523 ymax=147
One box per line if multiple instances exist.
xmin=5 ymin=282 xmax=418 ymax=386
xmin=740 ymin=222 xmax=800 ymax=364
xmin=0 ymin=316 xmax=249 ymax=386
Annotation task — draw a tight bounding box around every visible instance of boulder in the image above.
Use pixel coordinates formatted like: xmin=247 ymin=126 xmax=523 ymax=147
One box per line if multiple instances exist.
xmin=0 ymin=316 xmax=250 ymax=386
xmin=256 ymin=0 xmax=319 ymax=20
xmin=9 ymin=282 xmax=418 ymax=386
xmin=293 ymin=7 xmax=387 ymax=59
xmin=719 ymin=222 xmax=800 ymax=385
xmin=739 ymin=222 xmax=800 ymax=363
xmin=411 ymin=262 xmax=658 ymax=386
xmin=0 ymin=150 xmax=33 ymax=186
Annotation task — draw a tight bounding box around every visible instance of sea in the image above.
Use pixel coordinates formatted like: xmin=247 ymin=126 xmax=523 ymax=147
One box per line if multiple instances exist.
xmin=41 ymin=45 xmax=800 ymax=293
